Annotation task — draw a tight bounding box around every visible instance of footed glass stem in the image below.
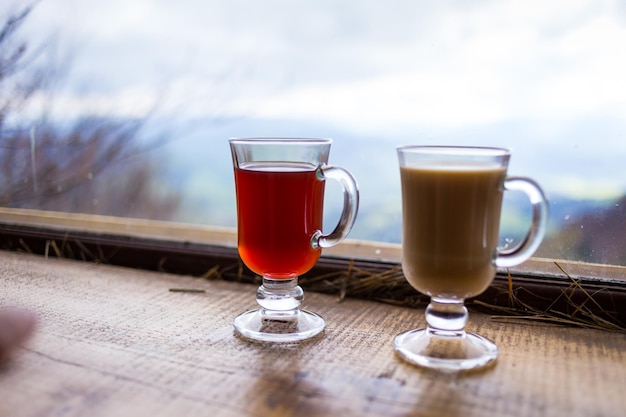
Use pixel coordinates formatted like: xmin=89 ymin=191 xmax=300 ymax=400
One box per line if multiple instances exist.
xmin=393 ymin=298 xmax=497 ymax=371
xmin=233 ymin=277 xmax=325 ymax=342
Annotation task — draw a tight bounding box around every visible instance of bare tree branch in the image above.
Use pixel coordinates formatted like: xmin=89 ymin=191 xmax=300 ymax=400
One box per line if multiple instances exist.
xmin=0 ymin=5 xmax=181 ymax=220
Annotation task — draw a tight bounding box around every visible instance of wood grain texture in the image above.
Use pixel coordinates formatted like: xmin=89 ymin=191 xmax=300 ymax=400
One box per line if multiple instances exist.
xmin=0 ymin=250 xmax=624 ymax=417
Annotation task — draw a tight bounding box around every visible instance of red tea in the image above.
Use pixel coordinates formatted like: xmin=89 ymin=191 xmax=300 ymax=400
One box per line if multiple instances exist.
xmin=234 ymin=162 xmax=325 ymax=279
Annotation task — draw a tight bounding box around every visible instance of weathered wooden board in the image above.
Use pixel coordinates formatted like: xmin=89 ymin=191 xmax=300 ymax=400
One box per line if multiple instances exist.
xmin=0 ymin=251 xmax=624 ymax=417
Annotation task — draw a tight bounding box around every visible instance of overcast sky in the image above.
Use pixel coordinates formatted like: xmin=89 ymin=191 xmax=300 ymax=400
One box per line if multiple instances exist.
xmin=6 ymin=0 xmax=626 ymax=199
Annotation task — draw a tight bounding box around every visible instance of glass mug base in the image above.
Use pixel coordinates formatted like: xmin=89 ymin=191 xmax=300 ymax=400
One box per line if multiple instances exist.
xmin=393 ymin=328 xmax=498 ymax=372
xmin=233 ymin=309 xmax=325 ymax=343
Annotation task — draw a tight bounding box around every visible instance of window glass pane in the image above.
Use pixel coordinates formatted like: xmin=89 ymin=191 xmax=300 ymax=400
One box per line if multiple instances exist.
xmin=2 ymin=1 xmax=625 ymax=266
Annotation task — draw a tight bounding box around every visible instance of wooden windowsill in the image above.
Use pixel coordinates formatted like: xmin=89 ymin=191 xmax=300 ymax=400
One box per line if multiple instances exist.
xmin=0 ymin=207 xmax=625 ymax=330
xmin=0 ymin=250 xmax=624 ymax=417
xmin=1 ymin=207 xmax=625 ymax=279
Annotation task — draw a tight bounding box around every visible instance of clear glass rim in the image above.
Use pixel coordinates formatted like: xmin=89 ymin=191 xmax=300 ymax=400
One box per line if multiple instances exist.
xmin=397 ymin=145 xmax=510 ymax=157
xmin=229 ymin=137 xmax=332 ymax=145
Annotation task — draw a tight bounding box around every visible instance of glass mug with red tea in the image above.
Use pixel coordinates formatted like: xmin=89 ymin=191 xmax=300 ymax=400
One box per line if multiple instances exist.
xmin=230 ymin=138 xmax=359 ymax=342
xmin=394 ymin=146 xmax=548 ymax=371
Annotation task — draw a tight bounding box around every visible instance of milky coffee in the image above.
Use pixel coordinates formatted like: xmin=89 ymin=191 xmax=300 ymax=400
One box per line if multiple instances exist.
xmin=400 ymin=161 xmax=506 ymax=299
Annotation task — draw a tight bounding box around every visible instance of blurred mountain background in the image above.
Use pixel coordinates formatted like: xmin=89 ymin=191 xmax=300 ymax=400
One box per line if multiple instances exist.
xmin=1 ymin=4 xmax=625 ymax=267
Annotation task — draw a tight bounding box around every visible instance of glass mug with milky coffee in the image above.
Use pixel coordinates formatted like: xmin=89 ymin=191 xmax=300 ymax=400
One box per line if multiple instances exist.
xmin=229 ymin=138 xmax=359 ymax=342
xmin=394 ymin=146 xmax=548 ymax=371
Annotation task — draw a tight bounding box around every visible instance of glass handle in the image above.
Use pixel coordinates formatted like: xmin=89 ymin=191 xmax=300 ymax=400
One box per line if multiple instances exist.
xmin=311 ymin=165 xmax=360 ymax=249
xmin=495 ymin=176 xmax=549 ymax=268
